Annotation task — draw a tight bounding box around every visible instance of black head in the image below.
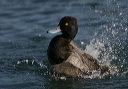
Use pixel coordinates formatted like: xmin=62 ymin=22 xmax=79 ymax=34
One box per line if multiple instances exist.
xmin=59 ymin=16 xmax=78 ymax=40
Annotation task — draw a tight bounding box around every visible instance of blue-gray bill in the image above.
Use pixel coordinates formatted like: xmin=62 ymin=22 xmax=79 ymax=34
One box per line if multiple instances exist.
xmin=47 ymin=26 xmax=61 ymax=34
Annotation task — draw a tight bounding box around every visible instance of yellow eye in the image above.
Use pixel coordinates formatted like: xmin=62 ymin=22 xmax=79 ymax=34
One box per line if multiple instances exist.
xmin=65 ymin=23 xmax=68 ymax=26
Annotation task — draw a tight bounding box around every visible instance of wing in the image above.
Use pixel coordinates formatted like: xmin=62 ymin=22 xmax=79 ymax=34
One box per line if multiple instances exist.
xmin=70 ymin=41 xmax=100 ymax=70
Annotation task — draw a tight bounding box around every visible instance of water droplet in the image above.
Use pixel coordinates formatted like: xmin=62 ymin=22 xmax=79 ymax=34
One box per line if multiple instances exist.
xmin=17 ymin=61 xmax=20 ymax=64
xmin=26 ymin=59 xmax=28 ymax=64
xmin=39 ymin=34 xmax=41 ymax=37
xmin=80 ymin=41 xmax=84 ymax=44
xmin=119 ymin=13 xmax=122 ymax=16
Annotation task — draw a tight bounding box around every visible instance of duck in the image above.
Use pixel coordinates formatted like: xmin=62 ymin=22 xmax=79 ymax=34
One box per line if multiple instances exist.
xmin=47 ymin=16 xmax=116 ymax=78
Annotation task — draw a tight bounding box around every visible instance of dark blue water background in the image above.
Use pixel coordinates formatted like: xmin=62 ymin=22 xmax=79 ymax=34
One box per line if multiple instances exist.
xmin=0 ymin=0 xmax=128 ymax=89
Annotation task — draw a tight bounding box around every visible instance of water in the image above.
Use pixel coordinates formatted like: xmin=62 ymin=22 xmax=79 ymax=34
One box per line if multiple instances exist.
xmin=0 ymin=0 xmax=128 ymax=89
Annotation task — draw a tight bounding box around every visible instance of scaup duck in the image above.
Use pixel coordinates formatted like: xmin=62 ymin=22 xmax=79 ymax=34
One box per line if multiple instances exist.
xmin=47 ymin=16 xmax=116 ymax=78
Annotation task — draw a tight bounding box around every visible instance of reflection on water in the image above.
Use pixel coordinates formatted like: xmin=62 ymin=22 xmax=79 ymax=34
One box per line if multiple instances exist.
xmin=0 ymin=0 xmax=128 ymax=89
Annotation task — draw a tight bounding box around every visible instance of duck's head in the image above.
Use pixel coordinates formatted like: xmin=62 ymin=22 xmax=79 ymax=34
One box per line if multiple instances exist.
xmin=47 ymin=16 xmax=78 ymax=40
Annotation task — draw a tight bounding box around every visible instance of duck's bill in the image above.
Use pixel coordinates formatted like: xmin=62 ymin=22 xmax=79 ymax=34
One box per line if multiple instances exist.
xmin=47 ymin=26 xmax=61 ymax=34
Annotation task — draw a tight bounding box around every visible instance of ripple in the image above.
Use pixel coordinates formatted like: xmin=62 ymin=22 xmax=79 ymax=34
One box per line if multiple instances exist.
xmin=0 ymin=0 xmax=127 ymax=88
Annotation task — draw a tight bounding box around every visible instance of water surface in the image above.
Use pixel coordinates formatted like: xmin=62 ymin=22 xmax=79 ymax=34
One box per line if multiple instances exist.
xmin=0 ymin=0 xmax=128 ymax=89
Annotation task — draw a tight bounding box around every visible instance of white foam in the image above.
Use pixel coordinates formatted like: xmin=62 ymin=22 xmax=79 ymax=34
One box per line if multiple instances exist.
xmin=83 ymin=38 xmax=119 ymax=79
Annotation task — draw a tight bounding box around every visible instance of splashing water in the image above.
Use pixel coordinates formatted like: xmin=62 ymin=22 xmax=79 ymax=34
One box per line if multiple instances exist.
xmin=83 ymin=39 xmax=118 ymax=79
xmin=16 ymin=59 xmax=48 ymax=76
xmin=81 ymin=19 xmax=128 ymax=79
xmin=85 ymin=38 xmax=117 ymax=66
